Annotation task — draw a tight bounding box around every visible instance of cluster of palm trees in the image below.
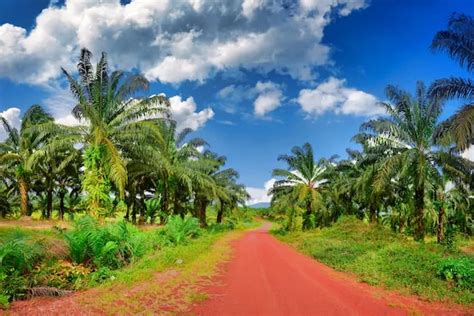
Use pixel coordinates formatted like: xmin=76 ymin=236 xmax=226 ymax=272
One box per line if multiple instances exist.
xmin=0 ymin=49 xmax=248 ymax=226
xmin=271 ymin=14 xmax=474 ymax=241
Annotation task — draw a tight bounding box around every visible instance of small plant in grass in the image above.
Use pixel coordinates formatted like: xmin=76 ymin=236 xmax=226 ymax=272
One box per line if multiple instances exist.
xmin=159 ymin=215 xmax=201 ymax=246
xmin=32 ymin=260 xmax=91 ymax=290
xmin=437 ymin=257 xmax=474 ymax=290
xmin=0 ymin=293 xmax=9 ymax=310
xmin=65 ymin=216 xmax=154 ymax=269
xmin=0 ymin=230 xmax=45 ymax=302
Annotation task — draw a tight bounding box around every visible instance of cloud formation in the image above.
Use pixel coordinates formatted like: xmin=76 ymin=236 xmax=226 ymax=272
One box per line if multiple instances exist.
xmin=246 ymin=178 xmax=276 ymax=205
xmin=254 ymin=81 xmax=283 ymax=116
xmin=461 ymin=146 xmax=474 ymax=162
xmin=0 ymin=107 xmax=21 ymax=141
xmin=0 ymin=0 xmax=367 ymax=85
xmin=169 ymin=96 xmax=214 ymax=131
xmin=297 ymin=77 xmax=383 ymax=117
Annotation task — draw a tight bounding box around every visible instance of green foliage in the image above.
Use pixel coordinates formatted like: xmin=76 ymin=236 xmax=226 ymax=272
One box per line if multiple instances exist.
xmin=89 ymin=266 xmax=116 ymax=284
xmin=437 ymin=257 xmax=474 ymax=290
xmin=276 ymin=216 xmax=474 ymax=304
xmin=0 ymin=271 xmax=27 ymax=302
xmin=83 ymin=146 xmax=112 ymax=217
xmin=0 ymin=231 xmax=44 ymax=273
xmin=0 ymin=293 xmax=9 ymax=310
xmin=32 ymin=260 xmax=91 ymax=290
xmin=159 ymin=215 xmax=201 ymax=246
xmin=65 ymin=216 xmax=153 ymax=269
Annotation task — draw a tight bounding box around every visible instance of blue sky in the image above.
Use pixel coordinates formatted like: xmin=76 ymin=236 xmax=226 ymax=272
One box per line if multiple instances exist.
xmin=0 ymin=0 xmax=472 ymax=203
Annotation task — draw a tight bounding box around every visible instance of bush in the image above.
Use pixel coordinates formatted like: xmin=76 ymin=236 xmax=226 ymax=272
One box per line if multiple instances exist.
xmin=0 ymin=231 xmax=44 ymax=273
xmin=0 ymin=230 xmax=45 ymax=303
xmin=31 ymin=260 xmax=91 ymax=290
xmin=438 ymin=257 xmax=474 ymax=290
xmin=65 ymin=216 xmax=151 ymax=269
xmin=159 ymin=216 xmax=201 ymax=246
xmin=0 ymin=293 xmax=9 ymax=310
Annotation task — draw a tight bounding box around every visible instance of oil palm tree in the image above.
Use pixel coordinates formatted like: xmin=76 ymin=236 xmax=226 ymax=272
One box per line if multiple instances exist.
xmin=127 ymin=121 xmax=213 ymax=224
xmin=59 ymin=48 xmax=170 ymax=215
xmin=0 ymin=105 xmax=53 ymax=216
xmin=270 ymin=143 xmax=330 ymax=230
xmin=357 ymin=82 xmax=472 ymax=241
xmin=212 ymin=162 xmax=249 ymax=224
xmin=429 ymin=13 xmax=474 ymax=150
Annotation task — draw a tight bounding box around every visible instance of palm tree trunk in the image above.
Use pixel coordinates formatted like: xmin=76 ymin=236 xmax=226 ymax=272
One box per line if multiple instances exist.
xmin=160 ymin=183 xmax=168 ymax=225
xmin=437 ymin=206 xmax=445 ymax=243
xmin=369 ymin=205 xmax=377 ymax=223
xmin=217 ymin=201 xmax=224 ymax=223
xmin=303 ymin=200 xmax=312 ymax=230
xmin=196 ymin=198 xmax=208 ymax=227
xmin=46 ymin=182 xmax=53 ymax=219
xmin=59 ymin=191 xmax=65 ymax=220
xmin=19 ymin=178 xmax=29 ymax=217
xmin=414 ymin=183 xmax=425 ymax=241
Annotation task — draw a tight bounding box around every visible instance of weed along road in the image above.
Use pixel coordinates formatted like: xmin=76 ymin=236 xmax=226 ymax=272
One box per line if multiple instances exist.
xmin=194 ymin=223 xmax=464 ymax=316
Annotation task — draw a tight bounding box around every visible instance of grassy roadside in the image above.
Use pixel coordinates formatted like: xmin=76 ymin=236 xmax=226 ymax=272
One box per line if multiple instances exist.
xmin=0 ymin=215 xmax=252 ymax=312
xmin=272 ymin=217 xmax=474 ymax=305
xmin=76 ymin=228 xmax=244 ymax=314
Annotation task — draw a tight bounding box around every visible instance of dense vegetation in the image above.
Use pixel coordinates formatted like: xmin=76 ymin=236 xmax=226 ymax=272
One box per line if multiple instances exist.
xmin=269 ymin=14 xmax=474 ymax=243
xmin=0 ymin=49 xmax=248 ymax=224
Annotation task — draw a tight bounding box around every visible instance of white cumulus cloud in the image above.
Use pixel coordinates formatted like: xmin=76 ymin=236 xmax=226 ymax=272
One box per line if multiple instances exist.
xmin=169 ymin=96 xmax=214 ymax=131
xmin=246 ymin=178 xmax=276 ymax=205
xmin=461 ymin=146 xmax=474 ymax=162
xmin=0 ymin=0 xmax=368 ymax=85
xmin=254 ymin=81 xmax=283 ymax=117
xmin=297 ymin=77 xmax=383 ymax=117
xmin=0 ymin=107 xmax=22 ymax=141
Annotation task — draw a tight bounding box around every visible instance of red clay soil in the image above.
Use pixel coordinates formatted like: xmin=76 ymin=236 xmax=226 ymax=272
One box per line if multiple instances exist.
xmin=194 ymin=223 xmax=471 ymax=316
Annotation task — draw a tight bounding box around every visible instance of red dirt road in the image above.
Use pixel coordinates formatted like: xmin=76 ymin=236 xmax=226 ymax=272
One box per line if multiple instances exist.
xmin=194 ymin=223 xmax=469 ymax=316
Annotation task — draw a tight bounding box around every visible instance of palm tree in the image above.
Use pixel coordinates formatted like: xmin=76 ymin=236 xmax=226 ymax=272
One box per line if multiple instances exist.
xmin=215 ymin=172 xmax=249 ymax=224
xmin=429 ymin=13 xmax=474 ymax=150
xmin=59 ymin=48 xmax=170 ymax=216
xmin=127 ymin=121 xmax=213 ymax=224
xmin=357 ymin=82 xmax=472 ymax=241
xmin=0 ymin=105 xmax=53 ymax=216
xmin=270 ymin=143 xmax=330 ymax=230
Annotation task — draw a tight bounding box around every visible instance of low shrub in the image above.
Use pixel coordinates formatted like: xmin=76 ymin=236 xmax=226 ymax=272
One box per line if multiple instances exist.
xmin=31 ymin=260 xmax=91 ymax=290
xmin=0 ymin=293 xmax=9 ymax=310
xmin=159 ymin=216 xmax=201 ymax=246
xmin=65 ymin=216 xmax=153 ymax=269
xmin=438 ymin=257 xmax=474 ymax=290
xmin=0 ymin=230 xmax=45 ymax=302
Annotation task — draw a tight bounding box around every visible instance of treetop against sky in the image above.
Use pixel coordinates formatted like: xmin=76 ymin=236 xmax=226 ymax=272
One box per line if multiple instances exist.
xmin=0 ymin=0 xmax=472 ymax=204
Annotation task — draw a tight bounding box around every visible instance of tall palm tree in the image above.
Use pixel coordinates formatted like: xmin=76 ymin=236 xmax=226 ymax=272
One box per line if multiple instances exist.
xmin=429 ymin=13 xmax=474 ymax=150
xmin=59 ymin=48 xmax=170 ymax=215
xmin=0 ymin=105 xmax=53 ymax=216
xmin=270 ymin=143 xmax=330 ymax=230
xmin=357 ymin=82 xmax=472 ymax=241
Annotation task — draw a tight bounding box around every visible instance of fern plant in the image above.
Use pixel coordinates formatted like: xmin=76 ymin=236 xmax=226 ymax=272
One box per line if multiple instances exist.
xmin=160 ymin=216 xmax=201 ymax=246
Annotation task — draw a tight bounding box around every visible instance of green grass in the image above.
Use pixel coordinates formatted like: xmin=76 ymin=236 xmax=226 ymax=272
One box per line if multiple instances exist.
xmin=274 ymin=216 xmax=474 ymax=305
xmin=76 ymin=229 xmax=244 ymax=314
